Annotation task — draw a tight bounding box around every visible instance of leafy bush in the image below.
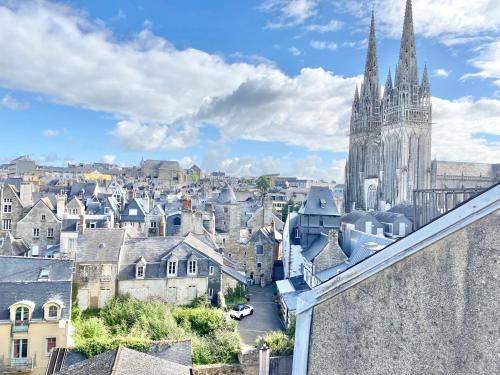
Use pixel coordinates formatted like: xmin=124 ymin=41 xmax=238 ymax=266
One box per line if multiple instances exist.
xmin=74 ymin=317 xmax=109 ymax=340
xmin=73 ymin=295 xmax=241 ymax=365
xmin=192 ymin=329 xmax=241 ymax=365
xmin=259 ymin=331 xmax=294 ymax=356
xmin=224 ymin=284 xmax=247 ymax=307
xmin=173 ymin=306 xmax=234 ymax=336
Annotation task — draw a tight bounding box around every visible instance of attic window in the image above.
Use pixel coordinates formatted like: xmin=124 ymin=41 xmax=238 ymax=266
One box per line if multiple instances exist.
xmin=320 ymin=199 xmax=326 ymax=209
xmin=39 ymin=269 xmax=50 ymax=280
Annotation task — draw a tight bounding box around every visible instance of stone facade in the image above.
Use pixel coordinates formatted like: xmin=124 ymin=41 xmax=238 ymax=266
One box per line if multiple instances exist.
xmin=16 ymin=199 xmax=61 ymax=254
xmin=307 ymin=209 xmax=500 ymax=375
xmin=0 ymin=184 xmax=24 ymax=234
xmin=345 ymin=1 xmax=432 ymax=211
xmin=431 ymin=160 xmax=500 ymax=189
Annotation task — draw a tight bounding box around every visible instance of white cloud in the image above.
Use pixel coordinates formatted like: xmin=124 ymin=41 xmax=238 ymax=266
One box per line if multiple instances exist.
xmin=101 ymin=154 xmax=116 ymax=164
xmin=43 ymin=129 xmax=60 ymax=137
xmin=336 ymin=0 xmax=500 ymax=43
xmin=261 ymin=0 xmax=318 ymax=28
xmin=462 ymin=40 xmax=500 ymax=87
xmin=1 ymin=93 xmax=28 ymax=110
xmin=113 ymin=121 xmax=199 ymax=151
xmin=310 ymin=40 xmax=338 ymax=50
xmin=179 ymin=156 xmax=194 ymax=169
xmin=342 ymin=39 xmax=368 ymax=49
xmin=306 ymin=20 xmax=343 ymax=33
xmin=433 ymin=68 xmax=450 ymax=78
xmin=432 ymin=96 xmax=500 ymax=163
xmin=289 ymin=46 xmax=301 ymax=56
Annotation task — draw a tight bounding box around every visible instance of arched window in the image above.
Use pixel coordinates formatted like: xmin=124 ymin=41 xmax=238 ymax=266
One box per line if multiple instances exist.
xmin=15 ymin=306 xmax=28 ymax=322
xmin=367 ymin=185 xmax=377 ymax=211
xmin=48 ymin=305 xmax=58 ymax=319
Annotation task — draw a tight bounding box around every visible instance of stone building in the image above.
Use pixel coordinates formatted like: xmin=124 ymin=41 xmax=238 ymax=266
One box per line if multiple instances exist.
xmin=235 ymin=225 xmax=278 ymax=286
xmin=140 ymin=160 xmax=187 ymax=190
xmin=117 ymin=234 xmax=246 ymax=305
xmin=430 ymin=160 xmax=500 ymax=189
xmin=16 ymin=197 xmax=62 ymax=256
xmin=74 ymin=228 xmax=126 ymax=310
xmin=292 ymin=183 xmax=500 ymax=375
xmin=0 ymin=184 xmax=25 ymax=234
xmin=345 ymin=1 xmax=432 ymax=211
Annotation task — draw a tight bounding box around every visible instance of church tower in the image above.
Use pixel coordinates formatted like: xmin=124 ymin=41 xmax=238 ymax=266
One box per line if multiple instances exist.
xmin=380 ymin=0 xmax=432 ymax=207
xmin=345 ymin=10 xmax=381 ymax=212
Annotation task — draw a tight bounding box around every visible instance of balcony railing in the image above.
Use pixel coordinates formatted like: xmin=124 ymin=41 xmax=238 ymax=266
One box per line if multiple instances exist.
xmin=11 ymin=321 xmax=29 ymax=333
xmin=0 ymin=356 xmax=36 ymax=373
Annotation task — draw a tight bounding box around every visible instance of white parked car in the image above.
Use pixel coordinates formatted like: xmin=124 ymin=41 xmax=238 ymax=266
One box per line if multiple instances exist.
xmin=229 ymin=304 xmax=254 ymax=320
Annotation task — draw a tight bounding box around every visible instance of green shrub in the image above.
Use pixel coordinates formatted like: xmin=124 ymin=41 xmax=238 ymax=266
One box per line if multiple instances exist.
xmin=224 ymin=284 xmax=247 ymax=307
xmin=192 ymin=329 xmax=241 ymax=365
xmin=75 ymin=336 xmax=152 ymax=358
xmin=259 ymin=331 xmax=294 ymax=356
xmin=173 ymin=306 xmax=233 ymax=336
xmin=74 ymin=317 xmax=109 ymax=340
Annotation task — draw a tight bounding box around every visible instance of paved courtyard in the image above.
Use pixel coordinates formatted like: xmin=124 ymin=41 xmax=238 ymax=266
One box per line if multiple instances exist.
xmin=236 ymin=284 xmax=284 ymax=346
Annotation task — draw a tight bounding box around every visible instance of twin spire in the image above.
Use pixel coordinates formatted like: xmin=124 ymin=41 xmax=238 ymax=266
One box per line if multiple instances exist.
xmin=354 ymin=0 xmax=429 ymax=104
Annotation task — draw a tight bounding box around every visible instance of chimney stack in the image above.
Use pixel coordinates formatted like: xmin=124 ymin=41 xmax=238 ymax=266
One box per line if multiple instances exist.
xmin=78 ymin=214 xmax=85 ymax=234
xmin=19 ymin=182 xmax=33 ymax=207
xmin=56 ymin=194 xmax=67 ymax=218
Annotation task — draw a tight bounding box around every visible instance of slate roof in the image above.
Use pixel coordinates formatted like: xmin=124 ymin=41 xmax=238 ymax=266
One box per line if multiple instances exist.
xmin=298 ymin=186 xmax=339 ymax=216
xmin=341 ymin=210 xmax=375 ymax=225
xmin=387 ymin=203 xmax=415 ymax=222
xmin=217 ymin=184 xmax=237 ymax=204
xmin=0 ymin=233 xmax=29 ymax=256
xmin=76 ymin=229 xmax=126 ymax=263
xmin=0 ymin=256 xmax=72 ymax=320
xmin=120 ymin=198 xmax=147 ymax=221
xmin=301 ymin=233 xmax=330 ymax=262
xmin=55 ymin=347 xmax=191 ymax=375
xmin=371 ymin=211 xmax=411 ymax=224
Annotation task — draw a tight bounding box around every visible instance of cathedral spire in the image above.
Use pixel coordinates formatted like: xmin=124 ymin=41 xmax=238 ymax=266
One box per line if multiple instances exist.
xmin=420 ymin=63 xmax=430 ymax=98
xmin=396 ymin=0 xmax=418 ymax=88
xmin=353 ymin=85 xmax=360 ymax=109
xmin=361 ymin=9 xmax=379 ymax=101
xmin=384 ymin=68 xmax=393 ymax=96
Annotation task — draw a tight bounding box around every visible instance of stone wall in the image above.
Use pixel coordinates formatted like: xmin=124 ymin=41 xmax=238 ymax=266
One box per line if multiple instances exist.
xmin=307 ymin=209 xmax=500 ymax=375
xmin=193 ymin=348 xmax=260 ymax=375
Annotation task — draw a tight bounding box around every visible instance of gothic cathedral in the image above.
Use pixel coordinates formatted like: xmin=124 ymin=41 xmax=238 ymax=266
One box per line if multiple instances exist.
xmin=345 ymin=0 xmax=432 ymax=212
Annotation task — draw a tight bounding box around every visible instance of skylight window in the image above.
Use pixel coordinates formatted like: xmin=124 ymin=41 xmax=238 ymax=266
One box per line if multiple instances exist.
xmin=39 ymin=269 xmax=50 ymax=280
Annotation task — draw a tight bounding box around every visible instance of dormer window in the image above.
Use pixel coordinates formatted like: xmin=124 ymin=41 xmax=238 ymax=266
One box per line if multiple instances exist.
xmin=43 ymin=300 xmax=63 ymax=321
xmin=48 ymin=305 xmax=58 ymax=319
xmin=136 ymin=260 xmax=146 ymax=279
xmin=15 ymin=306 xmax=29 ymax=322
xmin=320 ymin=199 xmax=326 ymax=209
xmin=167 ymin=260 xmax=177 ymax=277
xmin=188 ymin=259 xmax=197 ymax=276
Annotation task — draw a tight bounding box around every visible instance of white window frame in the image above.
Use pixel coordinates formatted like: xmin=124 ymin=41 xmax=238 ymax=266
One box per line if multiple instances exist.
xmin=47 ymin=305 xmax=58 ymax=320
xmin=3 ymin=198 xmax=12 ymax=213
xmin=2 ymin=219 xmax=12 ymax=230
xmin=136 ymin=265 xmax=145 ymax=279
xmin=209 ymin=265 xmax=215 ymax=276
xmin=208 ymin=288 xmax=214 ymax=299
xmin=33 ymin=228 xmax=40 ymax=238
xmin=188 ymin=260 xmax=197 ymax=276
xmin=47 ymin=228 xmax=54 ymax=238
xmin=167 ymin=260 xmax=177 ymax=277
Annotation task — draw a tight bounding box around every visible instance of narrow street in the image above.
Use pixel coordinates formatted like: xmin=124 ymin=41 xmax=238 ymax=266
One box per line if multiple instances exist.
xmin=236 ymin=284 xmax=284 ymax=346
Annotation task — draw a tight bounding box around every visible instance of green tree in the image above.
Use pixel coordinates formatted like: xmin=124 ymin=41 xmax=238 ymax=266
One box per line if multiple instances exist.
xmin=256 ymin=176 xmax=274 ymax=196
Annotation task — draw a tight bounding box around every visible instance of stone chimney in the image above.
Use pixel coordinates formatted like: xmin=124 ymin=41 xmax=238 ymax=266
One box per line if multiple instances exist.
xmin=159 ymin=215 xmax=166 ymax=237
xmin=78 ymin=214 xmax=85 ymax=234
xmin=56 ymin=194 xmax=67 ymax=218
xmin=181 ymin=194 xmax=192 ymax=211
xmin=19 ymin=182 xmax=33 ymax=207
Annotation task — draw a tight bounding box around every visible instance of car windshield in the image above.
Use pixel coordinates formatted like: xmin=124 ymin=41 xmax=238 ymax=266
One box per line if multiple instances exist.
xmin=232 ymin=305 xmax=245 ymax=311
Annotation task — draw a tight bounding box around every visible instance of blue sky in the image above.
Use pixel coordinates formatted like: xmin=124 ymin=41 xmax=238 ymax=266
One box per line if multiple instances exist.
xmin=0 ymin=0 xmax=499 ymax=181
